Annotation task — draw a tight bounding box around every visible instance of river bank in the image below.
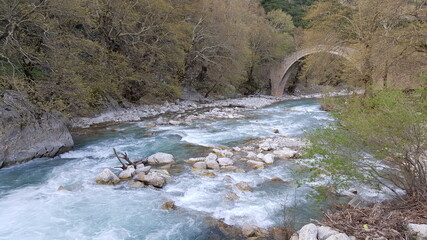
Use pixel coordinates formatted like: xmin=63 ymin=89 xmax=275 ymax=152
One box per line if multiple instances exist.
xmin=71 ymin=91 xmax=355 ymax=129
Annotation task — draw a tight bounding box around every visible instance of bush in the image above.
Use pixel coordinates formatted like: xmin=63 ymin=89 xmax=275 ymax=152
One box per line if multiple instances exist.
xmin=303 ymin=90 xmax=427 ymax=199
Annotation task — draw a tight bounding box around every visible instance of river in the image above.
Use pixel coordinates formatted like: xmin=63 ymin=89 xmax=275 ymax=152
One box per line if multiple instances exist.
xmin=0 ymin=98 xmax=334 ymax=240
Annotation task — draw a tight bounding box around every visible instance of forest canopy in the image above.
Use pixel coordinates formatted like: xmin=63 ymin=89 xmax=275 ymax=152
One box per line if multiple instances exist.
xmin=0 ymin=0 xmax=294 ymax=116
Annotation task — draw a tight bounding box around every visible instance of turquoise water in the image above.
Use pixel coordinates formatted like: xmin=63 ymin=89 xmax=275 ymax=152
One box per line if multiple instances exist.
xmin=0 ymin=99 xmax=333 ymax=240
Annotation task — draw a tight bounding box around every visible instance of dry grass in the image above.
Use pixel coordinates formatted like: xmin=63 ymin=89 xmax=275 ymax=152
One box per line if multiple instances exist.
xmin=320 ymin=196 xmax=427 ymax=239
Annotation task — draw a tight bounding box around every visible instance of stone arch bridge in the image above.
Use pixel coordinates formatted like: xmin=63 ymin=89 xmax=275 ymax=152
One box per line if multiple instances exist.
xmin=270 ymin=46 xmax=359 ymax=97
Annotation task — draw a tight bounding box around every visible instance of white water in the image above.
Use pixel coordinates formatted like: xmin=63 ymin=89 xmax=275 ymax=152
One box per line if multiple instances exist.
xmin=0 ymin=99 xmax=333 ymax=240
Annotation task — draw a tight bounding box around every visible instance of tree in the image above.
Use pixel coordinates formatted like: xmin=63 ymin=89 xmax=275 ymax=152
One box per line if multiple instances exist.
xmin=303 ymin=0 xmax=427 ymax=96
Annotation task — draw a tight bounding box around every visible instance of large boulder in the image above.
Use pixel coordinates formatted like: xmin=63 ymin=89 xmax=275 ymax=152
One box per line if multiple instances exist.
xmin=262 ymin=154 xmax=275 ymax=164
xmin=298 ymin=223 xmax=318 ymax=240
xmin=119 ymin=166 xmax=135 ymax=179
xmin=217 ymin=158 xmax=234 ymax=167
xmin=193 ymin=161 xmax=207 ymax=170
xmin=318 ymin=226 xmax=341 ymax=240
xmin=408 ymin=223 xmax=427 ymax=240
xmin=95 ymin=168 xmax=120 ymax=185
xmin=147 ymin=152 xmax=175 ymax=165
xmin=325 ymin=233 xmax=351 ymax=240
xmin=0 ymin=91 xmax=74 ymax=168
xmin=137 ymin=172 xmax=166 ymax=188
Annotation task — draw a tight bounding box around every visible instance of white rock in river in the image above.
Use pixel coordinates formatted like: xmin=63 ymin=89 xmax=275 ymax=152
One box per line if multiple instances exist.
xmin=262 ymin=154 xmax=275 ymax=164
xmin=137 ymin=172 xmax=166 ymax=188
xmin=119 ymin=166 xmax=135 ymax=179
xmin=205 ymin=153 xmax=218 ymax=162
xmin=273 ymin=148 xmax=298 ymax=159
xmin=408 ymin=223 xmax=427 ymax=239
xmin=235 ymin=181 xmax=253 ymax=192
xmin=147 ymin=152 xmax=175 ymax=164
xmin=95 ymin=168 xmax=120 ymax=185
xmin=135 ymin=166 xmax=151 ymax=175
xmin=213 ymin=149 xmax=233 ymax=157
xmin=193 ymin=161 xmax=207 ymax=170
xmin=247 ymin=160 xmax=265 ymax=169
xmin=325 ymin=233 xmax=351 ymax=240
xmin=298 ymin=223 xmax=318 ymax=240
xmin=186 ymin=157 xmax=205 ymax=164
xmin=206 ymin=159 xmax=220 ymax=170
xmin=246 ymin=151 xmax=257 ymax=159
xmin=256 ymin=153 xmax=265 ymax=159
xmin=217 ymin=157 xmax=234 ymax=166
xmin=318 ymin=226 xmax=341 ymax=240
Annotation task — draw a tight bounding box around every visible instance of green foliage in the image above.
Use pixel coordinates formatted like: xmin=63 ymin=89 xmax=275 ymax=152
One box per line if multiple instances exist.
xmin=262 ymin=0 xmax=318 ymax=27
xmin=302 ymin=90 xmax=427 ymax=199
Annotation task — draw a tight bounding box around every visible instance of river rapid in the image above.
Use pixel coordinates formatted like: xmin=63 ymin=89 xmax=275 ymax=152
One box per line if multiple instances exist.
xmin=0 ymin=98 xmax=334 ymax=240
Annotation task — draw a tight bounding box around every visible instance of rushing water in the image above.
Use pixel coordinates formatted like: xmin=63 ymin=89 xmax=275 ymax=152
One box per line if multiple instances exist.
xmin=0 ymin=99 xmax=334 ymax=240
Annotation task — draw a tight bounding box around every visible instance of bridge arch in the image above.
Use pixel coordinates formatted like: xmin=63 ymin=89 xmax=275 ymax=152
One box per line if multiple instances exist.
xmin=270 ymin=46 xmax=359 ymax=97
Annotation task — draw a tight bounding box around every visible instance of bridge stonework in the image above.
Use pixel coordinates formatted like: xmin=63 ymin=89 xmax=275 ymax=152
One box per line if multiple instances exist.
xmin=269 ymin=46 xmax=359 ymax=97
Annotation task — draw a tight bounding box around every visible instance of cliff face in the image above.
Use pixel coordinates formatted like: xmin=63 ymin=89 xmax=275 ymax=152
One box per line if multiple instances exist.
xmin=0 ymin=91 xmax=74 ymax=168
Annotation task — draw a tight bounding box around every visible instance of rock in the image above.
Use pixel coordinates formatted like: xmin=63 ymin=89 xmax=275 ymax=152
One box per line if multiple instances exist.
xmin=232 ymin=147 xmax=241 ymax=152
xmin=160 ymin=164 xmax=172 ymax=169
xmin=200 ymin=171 xmax=217 ymax=178
xmin=161 ymin=200 xmax=175 ymax=210
xmin=408 ymin=223 xmax=427 ymax=240
xmin=186 ymin=157 xmax=205 ymax=164
xmin=137 ymin=172 xmax=166 ymax=188
xmin=147 ymin=152 xmax=175 ymax=165
xmin=318 ymin=226 xmax=341 ymax=240
xmin=155 ymin=117 xmax=166 ymax=125
xmin=128 ymin=180 xmax=144 ymax=188
xmin=151 ymin=169 xmax=170 ymax=177
xmin=256 ymin=153 xmax=265 ymax=159
xmin=193 ymin=161 xmax=207 ymax=170
xmin=270 ymin=177 xmax=287 ymax=183
xmin=225 ymin=191 xmax=240 ymax=201
xmin=0 ymin=91 xmax=74 ymax=168
xmin=135 ymin=166 xmax=151 ymax=175
xmin=206 ymin=159 xmax=220 ymax=170
xmin=95 ymin=168 xmax=120 ymax=185
xmin=242 ymin=224 xmax=256 ymax=237
xmin=262 ymin=154 xmax=275 ymax=164
xmin=274 ymin=129 xmax=280 ymax=134
xmin=223 ymin=175 xmax=234 ymax=183
xmin=168 ymin=120 xmax=181 ymax=125
xmin=235 ymin=182 xmax=252 ymax=192
xmin=298 ymin=223 xmax=317 ymax=240
xmin=221 ymin=166 xmax=237 ymax=171
xmin=273 ymin=148 xmax=298 ymax=159
xmin=144 ymin=123 xmax=156 ymax=128
xmin=325 ymin=233 xmax=351 ymax=240
xmin=247 ymin=160 xmax=265 ymax=169
xmin=58 ymin=186 xmax=66 ymax=191
xmin=213 ymin=149 xmax=233 ymax=157
xmin=118 ymin=166 xmax=135 ymax=179
xmin=246 ymin=152 xmax=257 ymax=159
xmin=206 ymin=153 xmax=218 ymax=162
xmin=290 ymin=233 xmax=299 ymax=240
xmin=243 ymin=146 xmax=255 ymax=151
xmin=217 ymin=158 xmax=234 ymax=167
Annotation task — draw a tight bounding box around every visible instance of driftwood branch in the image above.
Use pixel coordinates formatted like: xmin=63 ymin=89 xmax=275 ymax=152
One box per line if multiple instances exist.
xmin=112 ymin=148 xmax=138 ymax=170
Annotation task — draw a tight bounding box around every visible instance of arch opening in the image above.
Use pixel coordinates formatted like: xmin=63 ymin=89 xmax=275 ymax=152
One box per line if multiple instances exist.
xmin=270 ymin=46 xmax=360 ymax=97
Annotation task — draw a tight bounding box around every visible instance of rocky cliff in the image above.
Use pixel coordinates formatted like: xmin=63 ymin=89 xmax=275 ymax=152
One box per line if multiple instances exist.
xmin=0 ymin=91 xmax=74 ymax=168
